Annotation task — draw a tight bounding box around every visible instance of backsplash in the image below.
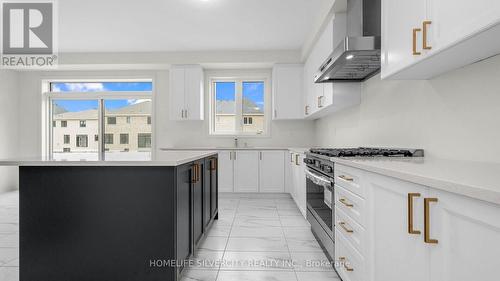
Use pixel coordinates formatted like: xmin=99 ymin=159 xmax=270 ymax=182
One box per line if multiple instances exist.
xmin=315 ymin=54 xmax=500 ymax=163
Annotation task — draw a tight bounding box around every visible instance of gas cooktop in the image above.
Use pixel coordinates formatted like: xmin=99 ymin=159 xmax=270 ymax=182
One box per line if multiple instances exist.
xmin=308 ymin=147 xmax=424 ymax=158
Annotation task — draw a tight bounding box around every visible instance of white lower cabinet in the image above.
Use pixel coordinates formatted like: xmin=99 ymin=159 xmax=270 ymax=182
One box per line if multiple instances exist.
xmin=259 ymin=151 xmax=285 ymax=192
xmin=217 ymin=151 xmax=234 ymax=192
xmin=234 ymin=151 xmax=260 ymax=192
xmin=428 ymin=189 xmax=500 ymax=281
xmin=335 ymin=164 xmax=500 ymax=281
xmin=368 ymin=173 xmax=430 ymax=281
xmin=290 ymin=152 xmax=306 ymax=217
xmin=217 ymin=150 xmax=286 ymax=193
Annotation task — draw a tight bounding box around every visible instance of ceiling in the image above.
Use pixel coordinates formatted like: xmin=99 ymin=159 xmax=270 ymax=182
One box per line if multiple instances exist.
xmin=56 ymin=0 xmax=333 ymax=53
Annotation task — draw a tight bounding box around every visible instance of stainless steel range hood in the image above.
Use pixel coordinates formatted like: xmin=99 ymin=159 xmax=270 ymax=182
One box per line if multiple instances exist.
xmin=315 ymin=0 xmax=381 ymax=83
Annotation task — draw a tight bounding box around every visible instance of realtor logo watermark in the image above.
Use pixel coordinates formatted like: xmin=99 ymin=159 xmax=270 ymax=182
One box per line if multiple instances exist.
xmin=1 ymin=0 xmax=58 ymax=68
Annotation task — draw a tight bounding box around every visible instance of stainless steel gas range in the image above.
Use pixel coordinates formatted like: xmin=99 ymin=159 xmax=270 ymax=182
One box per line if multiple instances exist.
xmin=304 ymin=147 xmax=424 ymax=260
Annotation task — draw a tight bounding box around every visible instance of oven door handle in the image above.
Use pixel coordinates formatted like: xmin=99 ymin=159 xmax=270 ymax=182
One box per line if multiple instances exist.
xmin=305 ymin=169 xmax=333 ymax=190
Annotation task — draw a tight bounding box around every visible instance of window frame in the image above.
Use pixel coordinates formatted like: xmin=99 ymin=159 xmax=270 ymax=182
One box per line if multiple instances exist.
xmin=208 ymin=73 xmax=270 ymax=137
xmin=42 ymin=78 xmax=155 ymax=160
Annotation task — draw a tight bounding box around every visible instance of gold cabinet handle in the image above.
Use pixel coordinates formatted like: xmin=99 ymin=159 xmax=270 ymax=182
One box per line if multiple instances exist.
xmin=191 ymin=164 xmax=198 ymax=183
xmin=338 ymin=257 xmax=354 ymax=272
xmin=424 ymin=198 xmax=438 ymax=244
xmin=408 ymin=193 xmax=421 ymax=234
xmin=339 ymin=175 xmax=354 ymax=182
xmin=339 ymin=198 xmax=354 ymax=208
xmin=413 ymin=28 xmax=422 ymax=55
xmin=305 ymin=105 xmax=309 ymax=115
xmin=423 ymin=21 xmax=432 ymax=50
xmin=290 ymin=153 xmax=294 ymax=163
xmin=338 ymin=221 xmax=354 ymax=233
xmin=295 ymin=154 xmax=300 ymax=166
xmin=317 ymin=96 xmax=324 ymax=108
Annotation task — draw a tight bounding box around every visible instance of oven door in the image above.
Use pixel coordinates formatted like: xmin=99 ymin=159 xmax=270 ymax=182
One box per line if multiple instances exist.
xmin=305 ymin=168 xmax=334 ymax=239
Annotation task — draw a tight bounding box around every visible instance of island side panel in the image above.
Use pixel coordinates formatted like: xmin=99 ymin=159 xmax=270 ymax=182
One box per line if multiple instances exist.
xmin=19 ymin=166 xmax=176 ymax=281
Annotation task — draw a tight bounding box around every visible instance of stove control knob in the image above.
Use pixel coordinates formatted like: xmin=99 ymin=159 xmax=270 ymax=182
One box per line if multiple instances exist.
xmin=323 ymin=165 xmax=333 ymax=173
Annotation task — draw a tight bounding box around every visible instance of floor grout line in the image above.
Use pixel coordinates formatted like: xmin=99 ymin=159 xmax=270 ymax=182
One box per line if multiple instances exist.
xmin=275 ymin=197 xmax=300 ymax=281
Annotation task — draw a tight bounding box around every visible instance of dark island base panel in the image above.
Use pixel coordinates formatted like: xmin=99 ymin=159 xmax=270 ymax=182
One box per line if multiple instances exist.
xmin=19 ymin=165 xmax=217 ymax=281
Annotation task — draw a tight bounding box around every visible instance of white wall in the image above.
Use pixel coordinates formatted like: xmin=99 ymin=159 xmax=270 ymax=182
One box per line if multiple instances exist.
xmin=315 ymin=54 xmax=500 ymax=163
xmin=16 ymin=69 xmax=315 ymax=158
xmin=0 ymin=70 xmax=19 ymax=193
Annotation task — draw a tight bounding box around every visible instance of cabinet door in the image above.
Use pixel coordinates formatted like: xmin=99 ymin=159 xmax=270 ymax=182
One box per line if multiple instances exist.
xmin=428 ymin=189 xmax=500 ymax=281
xmin=184 ymin=66 xmax=204 ymax=121
xmin=176 ymin=163 xmax=192 ymax=262
xmin=272 ymin=64 xmax=304 ymax=120
xmin=203 ymin=158 xmax=212 ymax=229
xmin=381 ymin=0 xmax=427 ymax=78
xmin=234 ymin=151 xmax=259 ymax=192
xmin=429 ymin=0 xmax=500 ymax=53
xmin=217 ymin=151 xmax=234 ymax=192
xmin=210 ymin=157 xmax=218 ymax=217
xmin=369 ymin=173 xmax=430 ymax=281
xmin=192 ymin=161 xmax=203 ymax=245
xmin=295 ymin=153 xmax=307 ymax=217
xmin=169 ymin=68 xmax=186 ymax=120
xmin=285 ymin=152 xmax=295 ymax=196
xmin=259 ymin=151 xmax=285 ymax=192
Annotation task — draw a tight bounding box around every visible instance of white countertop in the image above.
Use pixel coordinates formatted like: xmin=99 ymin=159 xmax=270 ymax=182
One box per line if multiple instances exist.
xmin=334 ymin=157 xmax=500 ymax=205
xmin=161 ymin=147 xmax=310 ymax=152
xmin=0 ymin=151 xmax=218 ymax=167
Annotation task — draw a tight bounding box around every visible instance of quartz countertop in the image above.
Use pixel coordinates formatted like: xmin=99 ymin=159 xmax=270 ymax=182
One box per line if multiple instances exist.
xmin=161 ymin=147 xmax=310 ymax=152
xmin=0 ymin=151 xmax=218 ymax=167
xmin=334 ymin=157 xmax=500 ymax=205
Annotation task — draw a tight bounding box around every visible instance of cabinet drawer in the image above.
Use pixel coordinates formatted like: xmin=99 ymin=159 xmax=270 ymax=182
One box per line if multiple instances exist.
xmin=335 ymin=184 xmax=366 ymax=227
xmin=335 ymin=229 xmax=365 ymax=281
xmin=335 ymin=164 xmax=365 ymax=198
xmin=335 ymin=206 xmax=366 ymax=257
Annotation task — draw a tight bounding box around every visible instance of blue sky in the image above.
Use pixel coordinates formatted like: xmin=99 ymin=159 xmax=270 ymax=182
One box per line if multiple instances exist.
xmin=52 ymin=82 xmax=152 ymax=112
xmin=216 ymin=81 xmax=264 ymax=107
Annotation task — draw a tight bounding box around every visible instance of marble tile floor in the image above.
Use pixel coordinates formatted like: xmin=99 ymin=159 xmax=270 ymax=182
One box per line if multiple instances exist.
xmin=0 ymin=191 xmax=341 ymax=281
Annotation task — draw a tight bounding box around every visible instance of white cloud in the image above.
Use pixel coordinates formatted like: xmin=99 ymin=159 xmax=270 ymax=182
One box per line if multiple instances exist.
xmin=65 ymin=83 xmax=105 ymax=92
xmin=127 ymin=99 xmax=149 ymax=105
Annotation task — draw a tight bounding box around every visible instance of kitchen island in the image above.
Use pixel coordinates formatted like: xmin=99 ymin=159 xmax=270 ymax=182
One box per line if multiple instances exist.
xmin=0 ymin=151 xmax=219 ymax=281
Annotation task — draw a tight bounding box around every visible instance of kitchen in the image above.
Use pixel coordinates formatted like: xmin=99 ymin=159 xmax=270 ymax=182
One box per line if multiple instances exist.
xmin=0 ymin=0 xmax=500 ymax=281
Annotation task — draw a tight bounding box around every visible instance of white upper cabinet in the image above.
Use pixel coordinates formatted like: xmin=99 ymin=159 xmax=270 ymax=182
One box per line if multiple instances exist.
xmin=382 ymin=0 xmax=500 ymax=79
xmin=303 ymin=13 xmax=361 ymax=119
xmin=258 ymin=151 xmax=285 ymax=192
xmin=169 ymin=65 xmax=204 ymax=120
xmin=272 ymin=64 xmax=304 ymax=120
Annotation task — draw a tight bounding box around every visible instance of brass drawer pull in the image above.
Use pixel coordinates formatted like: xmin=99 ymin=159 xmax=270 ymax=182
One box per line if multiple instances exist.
xmin=407 ymin=193 xmax=421 ymax=235
xmin=413 ymin=28 xmax=422 ymax=55
xmin=339 ymin=175 xmax=354 ymax=182
xmin=424 ymin=198 xmax=438 ymax=244
xmin=317 ymin=96 xmax=324 ymax=108
xmin=339 ymin=257 xmax=354 ymax=272
xmin=339 ymin=198 xmax=354 ymax=207
xmin=295 ymin=154 xmax=300 ymax=166
xmin=423 ymin=21 xmax=432 ymax=50
xmin=339 ymin=221 xmax=354 ymax=233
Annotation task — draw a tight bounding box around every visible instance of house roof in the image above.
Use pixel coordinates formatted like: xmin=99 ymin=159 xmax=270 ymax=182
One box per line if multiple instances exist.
xmin=216 ymin=99 xmax=263 ymax=115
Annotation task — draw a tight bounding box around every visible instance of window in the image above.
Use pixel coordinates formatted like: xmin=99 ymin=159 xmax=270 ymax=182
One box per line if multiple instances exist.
xmin=104 ymin=134 xmax=114 ymax=144
xmin=63 ymin=148 xmax=70 ymax=152
xmin=210 ymin=78 xmax=267 ymax=135
xmin=243 ymin=117 xmax=253 ymax=125
xmin=47 ymin=80 xmax=153 ymax=161
xmin=76 ymin=135 xmax=88 ymax=148
xmin=120 ymin=134 xmax=129 ymax=145
xmin=147 ymin=116 xmax=151 ymax=125
xmin=138 ymin=133 xmax=151 ymax=148
xmin=107 ymin=117 xmax=116 ymax=125
xmin=63 ymin=135 xmax=70 ymax=144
